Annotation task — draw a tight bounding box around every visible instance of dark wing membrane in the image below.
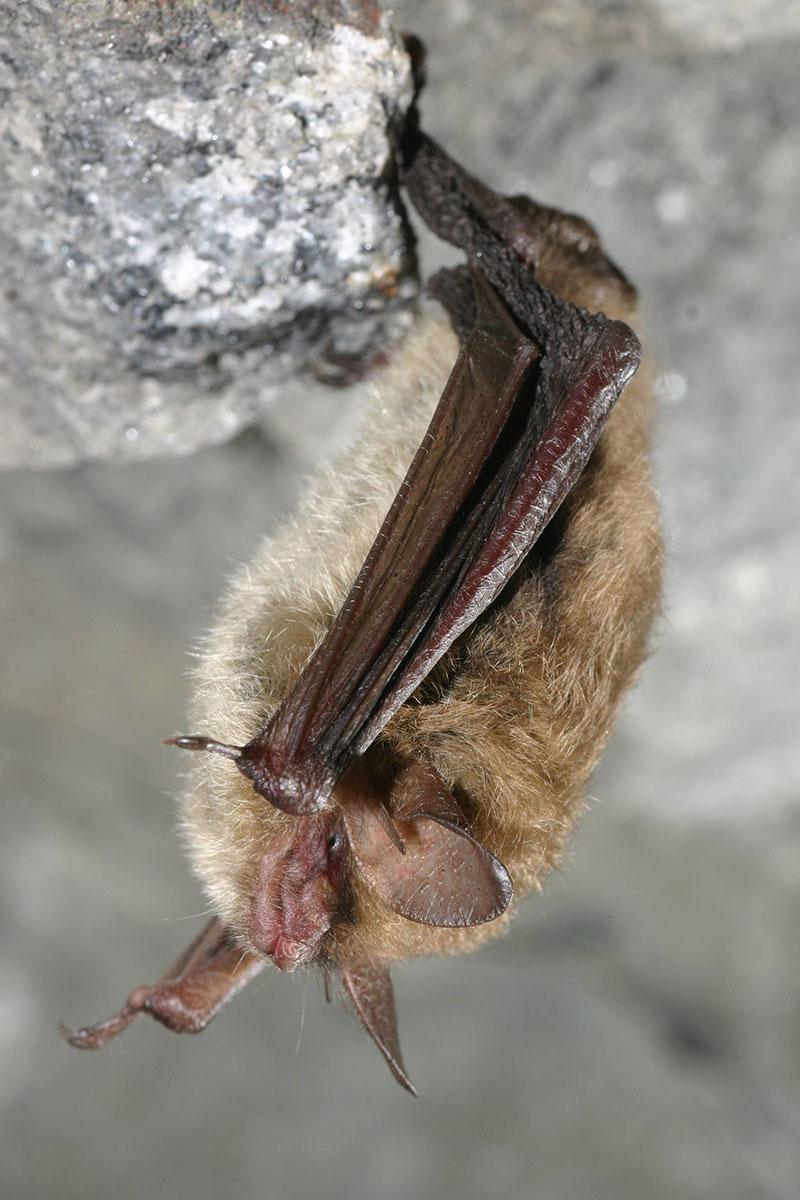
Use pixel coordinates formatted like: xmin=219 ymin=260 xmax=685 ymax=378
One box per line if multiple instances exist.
xmin=245 ymin=302 xmax=638 ymax=814
xmin=238 ymin=134 xmax=641 ymax=815
xmin=357 ymin=314 xmax=639 ymax=750
xmin=243 ymin=276 xmax=539 ymax=813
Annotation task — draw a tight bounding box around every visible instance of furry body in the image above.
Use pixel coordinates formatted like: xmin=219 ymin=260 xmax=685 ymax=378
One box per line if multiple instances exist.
xmin=181 ymin=239 xmax=663 ymax=970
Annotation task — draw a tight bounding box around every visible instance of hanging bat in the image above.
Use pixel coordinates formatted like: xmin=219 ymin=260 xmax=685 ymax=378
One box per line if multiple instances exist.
xmin=61 ymin=129 xmax=662 ymax=1093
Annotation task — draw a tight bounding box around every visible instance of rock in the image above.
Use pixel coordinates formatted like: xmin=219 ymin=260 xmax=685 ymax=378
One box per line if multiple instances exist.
xmin=0 ymin=0 xmax=416 ymax=468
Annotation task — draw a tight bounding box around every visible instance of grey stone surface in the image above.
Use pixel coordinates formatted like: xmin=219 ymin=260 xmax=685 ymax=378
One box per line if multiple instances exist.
xmin=1 ymin=2 xmax=798 ymax=1198
xmin=0 ymin=0 xmax=415 ymax=468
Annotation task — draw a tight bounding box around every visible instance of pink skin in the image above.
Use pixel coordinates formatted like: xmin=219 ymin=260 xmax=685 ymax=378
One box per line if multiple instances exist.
xmin=250 ymin=816 xmax=348 ymax=972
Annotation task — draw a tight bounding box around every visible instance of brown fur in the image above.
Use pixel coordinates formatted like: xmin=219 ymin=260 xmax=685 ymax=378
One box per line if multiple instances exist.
xmin=180 ymin=240 xmax=663 ymax=969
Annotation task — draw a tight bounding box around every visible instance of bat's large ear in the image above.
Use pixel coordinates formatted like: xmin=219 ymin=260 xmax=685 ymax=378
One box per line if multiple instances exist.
xmin=60 ymin=918 xmax=264 ymax=1049
xmin=340 ymin=961 xmax=416 ymax=1095
xmin=343 ymin=757 xmax=513 ymax=928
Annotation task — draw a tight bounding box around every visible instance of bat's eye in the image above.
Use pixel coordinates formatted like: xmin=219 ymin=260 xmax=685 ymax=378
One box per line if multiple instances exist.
xmin=327 ymin=832 xmax=342 ymax=853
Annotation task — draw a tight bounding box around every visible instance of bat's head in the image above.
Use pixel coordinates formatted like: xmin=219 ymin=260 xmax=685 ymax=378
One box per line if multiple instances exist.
xmin=176 ymin=727 xmax=513 ymax=975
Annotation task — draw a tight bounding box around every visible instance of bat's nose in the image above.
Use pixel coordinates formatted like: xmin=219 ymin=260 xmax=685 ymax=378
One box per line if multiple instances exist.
xmin=270 ymin=935 xmax=305 ymax=973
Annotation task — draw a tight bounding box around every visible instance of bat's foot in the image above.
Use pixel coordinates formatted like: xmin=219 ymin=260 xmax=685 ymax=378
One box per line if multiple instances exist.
xmin=58 ymin=1002 xmax=140 ymax=1050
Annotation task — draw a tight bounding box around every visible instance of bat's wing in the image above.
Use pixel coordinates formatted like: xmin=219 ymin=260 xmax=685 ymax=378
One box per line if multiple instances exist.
xmin=225 ymin=154 xmax=641 ymax=814
xmin=174 ymin=136 xmax=640 ymax=822
xmin=239 ymin=270 xmax=540 ymax=812
xmin=340 ymin=961 xmax=416 ymax=1095
xmin=60 ymin=918 xmax=264 ymax=1048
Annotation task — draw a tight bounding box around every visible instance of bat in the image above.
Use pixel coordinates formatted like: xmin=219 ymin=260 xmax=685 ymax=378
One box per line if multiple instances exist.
xmin=60 ymin=128 xmax=662 ymax=1093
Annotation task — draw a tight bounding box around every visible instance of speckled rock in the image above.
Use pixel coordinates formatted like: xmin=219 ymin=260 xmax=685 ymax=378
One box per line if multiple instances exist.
xmin=0 ymin=0 xmax=416 ymax=468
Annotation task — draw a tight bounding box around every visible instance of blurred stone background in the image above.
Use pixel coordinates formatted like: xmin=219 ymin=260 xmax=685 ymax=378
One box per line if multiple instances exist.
xmin=1 ymin=2 xmax=799 ymax=1198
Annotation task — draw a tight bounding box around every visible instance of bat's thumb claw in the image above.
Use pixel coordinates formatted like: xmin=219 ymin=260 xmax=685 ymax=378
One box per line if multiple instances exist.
xmin=163 ymin=734 xmax=243 ymax=760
